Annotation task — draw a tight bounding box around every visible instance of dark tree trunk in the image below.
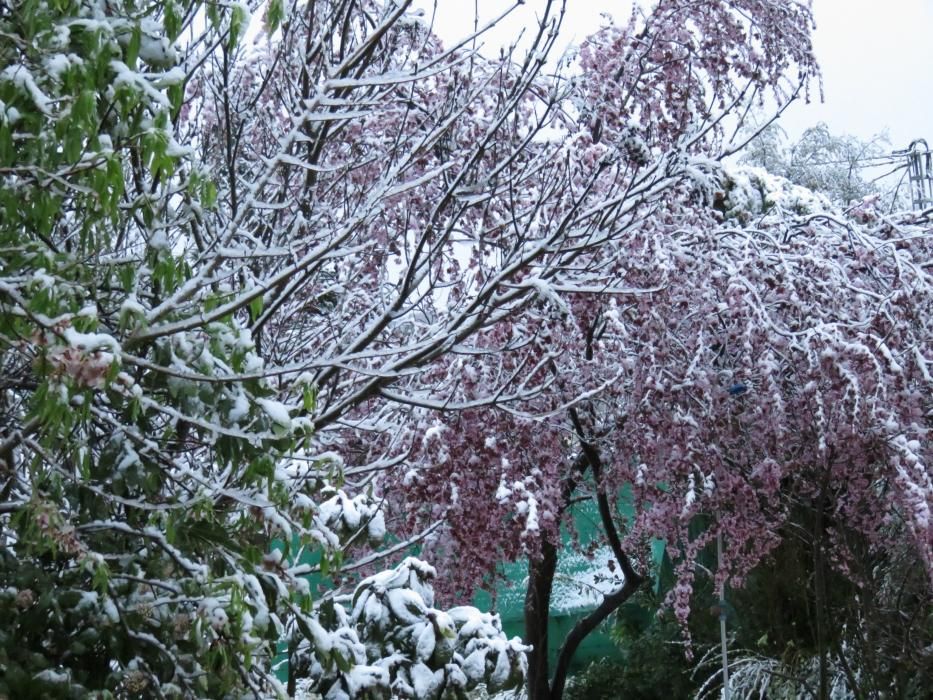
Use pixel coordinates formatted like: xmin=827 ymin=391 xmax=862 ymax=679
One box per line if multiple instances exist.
xmin=525 ymin=536 xmax=559 ymax=700
xmin=523 ymin=410 xmax=645 ymax=700
xmin=814 ymin=485 xmax=830 ymax=700
xmin=548 ymin=483 xmax=644 ymax=699
xmin=524 ymin=525 xmax=643 ymax=700
xmin=524 ymin=451 xmax=582 ymax=700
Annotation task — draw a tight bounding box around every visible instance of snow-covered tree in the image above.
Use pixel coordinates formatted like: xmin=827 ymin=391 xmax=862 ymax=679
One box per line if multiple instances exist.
xmin=177 ymin=2 xmax=919 ymax=699
xmin=293 ymin=557 xmax=527 ymax=700
xmin=236 ymin=3 xmax=929 ymax=699
xmin=0 ymin=0 xmax=529 ymax=696
xmin=740 ymin=121 xmax=901 ymax=209
xmin=5 ymin=1 xmax=928 ymax=699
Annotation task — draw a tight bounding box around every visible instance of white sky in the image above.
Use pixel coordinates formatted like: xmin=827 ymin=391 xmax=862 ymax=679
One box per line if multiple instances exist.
xmin=415 ymin=0 xmax=933 ymax=151
xmin=782 ymin=0 xmax=933 ymax=150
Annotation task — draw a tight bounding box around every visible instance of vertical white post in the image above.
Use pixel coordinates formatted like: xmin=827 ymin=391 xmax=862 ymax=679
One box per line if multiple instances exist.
xmin=718 ymin=532 xmax=730 ymax=700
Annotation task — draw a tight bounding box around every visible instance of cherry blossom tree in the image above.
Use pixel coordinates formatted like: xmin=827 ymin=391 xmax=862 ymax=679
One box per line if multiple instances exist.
xmin=175 ymin=1 xmax=853 ymax=698
xmin=391 ymin=173 xmax=933 ymax=700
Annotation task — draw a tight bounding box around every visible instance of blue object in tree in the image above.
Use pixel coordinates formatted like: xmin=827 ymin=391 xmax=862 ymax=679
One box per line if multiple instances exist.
xmin=728 ymin=382 xmax=748 ymax=396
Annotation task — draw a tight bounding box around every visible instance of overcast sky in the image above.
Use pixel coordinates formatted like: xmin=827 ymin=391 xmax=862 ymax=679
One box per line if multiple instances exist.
xmin=783 ymin=0 xmax=933 ymax=150
xmin=414 ymin=0 xmax=933 ymax=151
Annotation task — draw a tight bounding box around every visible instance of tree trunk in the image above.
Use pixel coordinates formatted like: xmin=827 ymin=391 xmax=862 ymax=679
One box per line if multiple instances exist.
xmin=525 ymin=537 xmax=559 ymax=700
xmin=523 ymin=411 xmax=647 ymax=700
xmin=523 ymin=441 xmax=644 ymax=700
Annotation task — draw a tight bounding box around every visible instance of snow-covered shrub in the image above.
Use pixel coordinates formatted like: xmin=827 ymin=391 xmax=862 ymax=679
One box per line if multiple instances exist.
xmin=292 ymin=558 xmax=527 ymax=700
xmin=694 ymin=647 xmax=856 ymax=700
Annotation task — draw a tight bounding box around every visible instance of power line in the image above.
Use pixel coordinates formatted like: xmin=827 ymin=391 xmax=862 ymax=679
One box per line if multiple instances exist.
xmin=793 ymin=154 xmax=906 ymax=168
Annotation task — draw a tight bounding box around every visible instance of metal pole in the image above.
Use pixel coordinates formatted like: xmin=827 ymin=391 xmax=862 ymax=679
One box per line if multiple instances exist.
xmin=893 ymin=139 xmax=933 ymax=211
xmin=905 ymin=139 xmax=932 ymax=210
xmin=718 ymin=532 xmax=730 ymax=700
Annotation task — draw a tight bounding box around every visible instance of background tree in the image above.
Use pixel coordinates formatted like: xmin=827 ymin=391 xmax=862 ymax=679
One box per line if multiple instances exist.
xmin=393 ymin=198 xmax=933 ymax=700
xmin=351 ymin=2 xmax=841 ymax=698
xmin=740 ymin=121 xmax=903 ymax=209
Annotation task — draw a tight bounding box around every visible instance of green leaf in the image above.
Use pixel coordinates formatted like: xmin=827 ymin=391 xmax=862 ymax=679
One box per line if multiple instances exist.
xmin=249 ymin=294 xmax=263 ymax=322
xmin=164 ymin=0 xmax=182 ymax=39
xmin=332 ymin=649 xmax=351 ymax=674
xmin=266 ymin=0 xmax=285 ymax=34
xmin=167 ymin=83 xmax=184 ymax=116
xmin=202 ymin=179 xmax=217 ymax=209
xmin=302 ymin=385 xmax=316 ymax=412
xmin=92 ymin=563 xmax=110 ymax=595
xmin=126 ymin=26 xmax=142 ymax=69
xmin=229 ymin=3 xmax=248 ymax=49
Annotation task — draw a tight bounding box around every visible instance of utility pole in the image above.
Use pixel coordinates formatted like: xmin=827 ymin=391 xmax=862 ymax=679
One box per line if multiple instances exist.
xmin=895 ymin=139 xmax=933 ymax=211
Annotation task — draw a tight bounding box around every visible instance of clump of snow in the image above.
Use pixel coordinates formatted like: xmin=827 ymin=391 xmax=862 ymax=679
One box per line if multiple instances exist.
xmin=719 ymin=164 xmax=833 ymax=222
xmin=228 ymin=392 xmax=251 ymax=424
xmin=1 ymin=64 xmax=53 ymax=115
xmin=34 ymin=668 xmax=71 ymax=684
xmin=256 ymin=397 xmax=293 ymax=430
